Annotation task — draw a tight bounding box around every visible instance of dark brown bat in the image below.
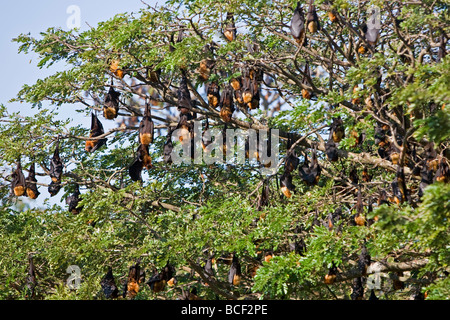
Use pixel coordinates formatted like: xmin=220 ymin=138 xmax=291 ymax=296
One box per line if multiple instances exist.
xmin=223 ymin=12 xmax=236 ymax=42
xmin=25 ymin=163 xmax=40 ymax=199
xmin=100 ymin=267 xmax=119 ymax=299
xmin=25 ymin=254 xmax=37 ymax=300
xmin=330 ymin=117 xmax=345 ymax=143
xmin=48 ymin=142 xmax=63 ymax=196
xmin=178 ymin=72 xmax=192 ymax=112
xmin=290 ymin=2 xmax=306 ymax=46
xmin=164 ymin=128 xmax=174 ymax=164
xmin=103 ymin=86 xmax=121 ymax=120
xmin=358 ymin=244 xmax=371 ymax=276
xmin=362 ymin=166 xmax=371 ymax=183
xmin=354 ymin=187 xmax=366 ymax=226
xmin=227 ymin=255 xmax=241 ymax=286
xmin=350 ymin=277 xmax=364 ymax=300
xmin=147 ymin=263 xmax=175 ymax=293
xmin=349 ymin=166 xmax=359 ymax=185
xmin=325 ymin=139 xmax=339 ymax=162
xmin=298 ymin=149 xmax=321 ymax=186
xmin=11 ymin=161 xmax=26 ymax=197
xmin=201 ymin=118 xmax=213 ymax=151
xmin=207 ymin=82 xmax=220 ymax=108
xmin=139 ymin=103 xmax=154 ymax=146
xmin=256 ymin=183 xmax=270 ymax=211
xmin=219 ymin=85 xmax=235 ymax=123
xmin=392 ymin=166 xmax=408 ymax=204
xmin=85 ymin=114 xmax=107 ymax=152
xmin=306 ymin=0 xmax=320 ymax=33
xmin=280 ymin=171 xmax=295 ymax=198
xmin=198 ymin=58 xmax=215 ymax=82
xmin=65 ymin=184 xmax=82 ymax=214
xmin=435 ymin=157 xmax=449 ymax=183
xmin=129 ymin=144 xmax=152 ymax=182
xmin=285 ymin=152 xmax=300 ymax=174
xmin=176 ymin=112 xmax=194 ymax=143
xmin=301 ymin=63 xmax=312 ymax=99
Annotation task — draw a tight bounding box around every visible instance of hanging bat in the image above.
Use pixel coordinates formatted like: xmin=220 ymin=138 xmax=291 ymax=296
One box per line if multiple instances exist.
xmin=256 ymin=183 xmax=270 ymax=211
xmin=201 ymin=118 xmax=213 ymax=151
xmin=354 ymin=187 xmax=366 ymax=226
xmin=435 ymin=157 xmax=449 ymax=183
xmin=124 ymin=260 xmax=141 ymax=299
xmin=230 ymin=76 xmax=245 ymax=107
xmin=325 ymin=139 xmax=339 ymax=162
xmin=349 ymin=166 xmax=359 ymax=185
xmin=242 ymin=68 xmax=253 ymax=104
xmin=139 ymin=103 xmax=154 ymax=146
xmin=26 ymin=254 xmax=37 ymax=299
xmin=326 ymin=207 xmax=342 ymax=232
xmin=109 ymin=59 xmax=124 ymax=79
xmin=25 ymin=163 xmax=40 ymax=199
xmin=301 ymin=63 xmax=312 ymax=99
xmin=129 ymin=144 xmax=152 ymax=182
xmin=164 ymin=128 xmax=174 ymax=164
xmin=147 ymin=263 xmax=175 ymax=293
xmin=330 ymin=117 xmax=345 ymax=143
xmin=290 ymin=2 xmax=306 ymax=46
xmin=178 ymin=72 xmax=192 ymax=113
xmin=85 ymin=113 xmax=107 ymax=152
xmin=328 ymin=9 xmax=338 ymax=23
xmin=324 ymin=263 xmax=337 ymax=284
xmin=280 ymin=171 xmax=295 ymax=198
xmin=103 ymin=86 xmax=121 ymax=120
xmin=358 ymin=244 xmax=371 ymax=276
xmin=48 ymin=142 xmax=63 ymax=196
xmin=362 ymin=166 xmax=371 ymax=183
xmin=219 ymin=85 xmax=235 ymax=123
xmin=65 ymin=184 xmax=82 ymax=214
xmin=223 ymin=12 xmax=236 ymax=42
xmin=100 ymin=267 xmax=119 ymax=299
xmin=285 ymin=151 xmax=300 ymax=173
xmin=298 ymin=149 xmax=321 ymax=186
xmin=11 ymin=161 xmax=26 ymax=197
xmin=306 ymin=0 xmax=320 ymax=33
xmin=389 ymin=144 xmax=400 ymax=165
xmin=198 ymin=58 xmax=215 ymax=82
xmin=176 ymin=112 xmax=194 ymax=143
xmin=207 ymin=82 xmax=220 ymax=108
xmin=227 ymin=255 xmax=241 ymax=286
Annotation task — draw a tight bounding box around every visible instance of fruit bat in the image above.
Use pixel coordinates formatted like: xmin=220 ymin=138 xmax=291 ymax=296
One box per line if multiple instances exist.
xmin=178 ymin=72 xmax=192 ymax=112
xmin=26 ymin=254 xmax=37 ymax=299
xmin=349 ymin=166 xmax=359 ymax=185
xmin=248 ymin=69 xmax=262 ymax=109
xmin=103 ymin=86 xmax=121 ymax=120
xmin=182 ymin=287 xmax=202 ymax=300
xmin=201 ymin=118 xmax=213 ymax=151
xmin=139 ymin=103 xmax=154 ymax=146
xmin=164 ymin=129 xmax=174 ymax=164
xmin=354 ymin=187 xmax=366 ymax=226
xmin=129 ymin=143 xmax=152 ymax=182
xmin=176 ymin=112 xmax=194 ymax=143
xmin=65 ymin=184 xmax=82 ymax=214
xmin=199 ymin=59 xmax=215 ymax=82
xmin=109 ymin=59 xmax=124 ymax=79
xmin=298 ymin=149 xmax=321 ymax=186
xmin=327 ymin=207 xmax=342 ymax=232
xmin=285 ymin=150 xmax=300 ymax=173
xmin=325 ymin=139 xmax=339 ymax=162
xmin=230 ymin=76 xmax=245 ymax=107
xmin=324 ymin=263 xmax=337 ymax=284
xmin=389 ymin=144 xmax=400 ymax=165
xmin=362 ymin=166 xmax=371 ymax=183
xmin=290 ymin=2 xmax=306 ymax=46
xmin=301 ymin=63 xmax=312 ymax=99
xmin=256 ymin=183 xmax=270 ymax=211
xmin=223 ymin=12 xmax=236 ymax=42
xmin=435 ymin=157 xmax=449 ymax=183
xmin=358 ymin=245 xmax=371 ymax=276
xmin=85 ymin=113 xmax=107 ymax=152
xmin=280 ymin=171 xmax=295 ymax=198
xmin=330 ymin=117 xmax=345 ymax=143
xmin=227 ymin=255 xmax=241 ymax=286
xmin=328 ymin=9 xmax=338 ymax=23
xmin=25 ymin=163 xmax=40 ymax=199
xmin=207 ymin=82 xmax=220 ymax=108
xmin=48 ymin=142 xmax=63 ymax=196
xmin=219 ymin=85 xmax=235 ymax=123
xmin=350 ymin=277 xmax=364 ymax=300
xmin=147 ymin=263 xmax=175 ymax=293
xmin=393 ymin=166 xmax=408 ymax=204
xmin=306 ymin=0 xmax=320 ymax=33
xmin=204 ymin=256 xmax=215 ymax=278
xmin=11 ymin=161 xmax=26 ymax=197
xmin=100 ymin=267 xmax=119 ymax=299
xmin=124 ymin=261 xmax=141 ymax=299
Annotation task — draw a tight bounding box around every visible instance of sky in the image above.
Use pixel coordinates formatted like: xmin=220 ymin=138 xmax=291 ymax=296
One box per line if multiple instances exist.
xmin=0 ymin=0 xmax=158 ymax=208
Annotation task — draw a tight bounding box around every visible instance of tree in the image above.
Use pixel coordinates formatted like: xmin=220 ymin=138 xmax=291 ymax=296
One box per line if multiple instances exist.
xmin=0 ymin=0 xmax=449 ymax=300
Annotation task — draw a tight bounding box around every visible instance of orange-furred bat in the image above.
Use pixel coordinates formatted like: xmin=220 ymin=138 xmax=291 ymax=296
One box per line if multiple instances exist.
xmin=362 ymin=166 xmax=371 ymax=183
xmin=65 ymin=184 xmax=82 ymax=214
xmin=328 ymin=9 xmax=338 ymax=23
xmin=202 ymin=118 xmax=213 ymax=151
xmin=220 ymin=85 xmax=235 ymax=123
xmin=435 ymin=157 xmax=449 ymax=183
xmin=129 ymin=143 xmax=152 ymax=181
xmin=354 ymin=187 xmax=366 ymax=226
xmin=223 ymin=12 xmax=236 ymax=42
xmin=110 ymin=59 xmax=124 ymax=79
xmin=324 ymin=263 xmax=337 ymax=284
xmin=227 ymin=255 xmax=242 ymax=286
xmin=11 ymin=161 xmax=26 ymax=197
xmin=147 ymin=263 xmax=175 ymax=293
xmin=280 ymin=171 xmax=295 ymax=198
xmin=85 ymin=114 xmax=107 ymax=153
xmin=207 ymin=82 xmax=220 ymax=108
xmin=330 ymin=117 xmax=345 ymax=143
xmin=25 ymin=163 xmax=40 ymax=199
xmin=285 ymin=151 xmax=300 ymax=174
xmin=100 ymin=267 xmax=119 ymax=299
xmin=306 ymin=0 xmax=320 ymax=33
xmin=103 ymin=86 xmax=121 ymax=120
xmin=290 ymin=2 xmax=306 ymax=46
xmin=299 ymin=149 xmax=321 ymax=186
xmin=124 ymin=260 xmax=141 ymax=299
xmin=301 ymin=63 xmax=312 ymax=99
xmin=198 ymin=59 xmax=214 ymax=82
xmin=139 ymin=103 xmax=154 ymax=146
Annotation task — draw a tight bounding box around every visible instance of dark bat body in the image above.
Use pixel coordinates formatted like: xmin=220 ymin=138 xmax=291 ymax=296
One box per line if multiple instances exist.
xmin=85 ymin=114 xmax=107 ymax=152
xmin=129 ymin=144 xmax=152 ymax=181
xmin=100 ymin=267 xmax=119 ymax=299
xmin=103 ymin=86 xmax=121 ymax=120
xmin=330 ymin=117 xmax=345 ymax=143
xmin=306 ymin=1 xmax=320 ymax=33
xmin=280 ymin=171 xmax=295 ymax=198
xmin=164 ymin=131 xmax=174 ymax=164
xmin=26 ymin=163 xmax=40 ymax=199
xmin=139 ymin=103 xmax=154 ymax=146
xmin=207 ymin=82 xmax=220 ymax=108
xmin=299 ymin=150 xmax=321 ymax=186
xmin=11 ymin=161 xmax=26 ymax=197
xmin=290 ymin=2 xmax=306 ymax=46
xmin=325 ymin=139 xmax=339 ymax=162
xmin=227 ymin=255 xmax=241 ymax=286
xmin=220 ymin=85 xmax=235 ymax=123
xmin=65 ymin=184 xmax=82 ymax=214
xmin=26 ymin=255 xmax=37 ymax=299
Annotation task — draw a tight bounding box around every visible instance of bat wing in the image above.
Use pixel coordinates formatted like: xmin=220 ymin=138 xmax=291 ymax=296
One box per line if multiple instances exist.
xmin=290 ymin=5 xmax=305 ymax=38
